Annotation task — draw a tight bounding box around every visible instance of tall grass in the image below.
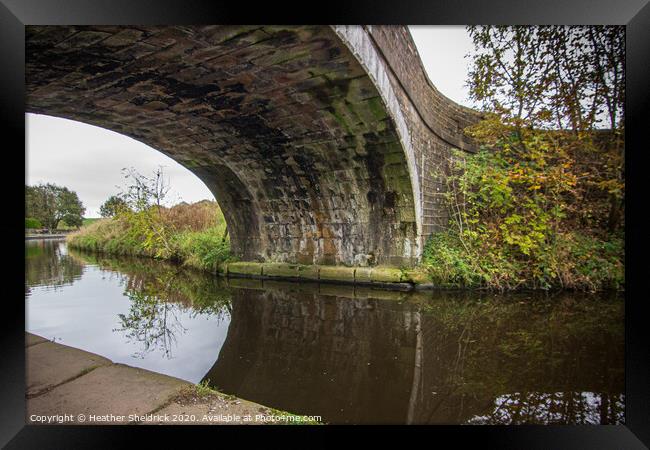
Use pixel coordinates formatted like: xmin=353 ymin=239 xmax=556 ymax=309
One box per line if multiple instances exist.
xmin=67 ymin=200 xmax=232 ymax=272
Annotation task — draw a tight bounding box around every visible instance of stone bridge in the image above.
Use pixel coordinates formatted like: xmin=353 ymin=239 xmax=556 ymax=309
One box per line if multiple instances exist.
xmin=26 ymin=25 xmax=480 ymax=266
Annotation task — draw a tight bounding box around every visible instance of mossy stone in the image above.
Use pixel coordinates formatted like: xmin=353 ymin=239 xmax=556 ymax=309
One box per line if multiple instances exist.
xmin=228 ymin=262 xmax=263 ymax=276
xmin=355 ymin=267 xmax=372 ymax=283
xmin=371 ymin=266 xmax=403 ymax=283
xmin=403 ymin=269 xmax=430 ymax=285
xmin=319 ymin=265 xmax=355 ymax=281
xmin=263 ymin=263 xmax=300 ymax=278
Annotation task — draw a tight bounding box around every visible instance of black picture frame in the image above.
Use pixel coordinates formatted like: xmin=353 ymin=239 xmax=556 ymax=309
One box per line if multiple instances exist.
xmin=3 ymin=1 xmax=649 ymax=447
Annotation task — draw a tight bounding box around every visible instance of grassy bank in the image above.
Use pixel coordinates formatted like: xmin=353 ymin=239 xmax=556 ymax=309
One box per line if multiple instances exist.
xmin=67 ymin=200 xmax=232 ymax=273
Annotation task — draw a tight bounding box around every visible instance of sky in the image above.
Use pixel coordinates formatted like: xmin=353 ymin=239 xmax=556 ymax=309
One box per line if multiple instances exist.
xmin=26 ymin=26 xmax=473 ymax=218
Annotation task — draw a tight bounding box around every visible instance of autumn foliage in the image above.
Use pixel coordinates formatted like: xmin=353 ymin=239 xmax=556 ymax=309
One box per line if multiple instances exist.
xmin=423 ymin=26 xmax=624 ymax=291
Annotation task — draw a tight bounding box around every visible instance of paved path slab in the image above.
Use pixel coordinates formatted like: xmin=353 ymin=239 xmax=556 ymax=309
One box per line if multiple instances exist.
xmin=24 ymin=333 xmax=307 ymax=425
xmin=27 ymin=364 xmax=189 ymax=424
xmin=26 ymin=340 xmax=111 ymax=397
xmin=25 ymin=333 xmax=49 ymax=347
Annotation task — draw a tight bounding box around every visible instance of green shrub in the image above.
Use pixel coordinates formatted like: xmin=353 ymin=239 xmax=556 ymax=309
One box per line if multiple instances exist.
xmin=25 ymin=217 xmax=42 ymax=229
xmin=176 ymin=225 xmax=231 ymax=271
xmin=422 ymin=229 xmax=624 ymax=291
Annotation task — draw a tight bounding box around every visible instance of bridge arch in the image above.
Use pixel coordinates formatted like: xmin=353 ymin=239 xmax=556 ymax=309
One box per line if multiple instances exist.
xmin=26 ymin=25 xmax=478 ymax=266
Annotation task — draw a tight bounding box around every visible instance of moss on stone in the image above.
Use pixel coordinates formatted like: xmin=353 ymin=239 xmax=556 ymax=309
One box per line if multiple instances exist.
xmin=327 ymin=107 xmax=352 ymax=135
xmin=365 ymin=96 xmax=388 ymax=121
xmin=267 ymin=50 xmax=310 ymax=67
xmin=371 ymin=266 xmax=403 ymax=283
xmin=355 ymin=267 xmax=372 ymax=283
xmin=398 ymin=207 xmax=417 ymax=222
xmin=297 ymin=264 xmax=320 ymax=280
xmin=227 ymin=261 xmax=263 ymax=276
xmin=383 ymin=152 xmax=406 ymax=165
xmin=263 ymin=263 xmax=300 ymax=278
xmin=402 ymin=269 xmax=430 ymax=284
xmin=318 ymin=265 xmax=355 ymax=282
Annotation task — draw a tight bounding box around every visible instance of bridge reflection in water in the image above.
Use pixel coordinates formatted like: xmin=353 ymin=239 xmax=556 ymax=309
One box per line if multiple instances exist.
xmin=26 ymin=240 xmax=624 ymax=425
xmin=204 ymin=281 xmax=623 ymax=425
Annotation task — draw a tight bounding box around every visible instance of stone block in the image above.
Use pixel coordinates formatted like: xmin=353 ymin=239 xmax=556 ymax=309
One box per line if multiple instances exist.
xmin=26 ymin=333 xmax=49 ymax=347
xmin=27 ymin=364 xmax=188 ymax=424
xmin=26 ymin=341 xmax=112 ymax=397
xmin=355 ymin=267 xmax=372 ymax=283
xmin=297 ymin=264 xmax=320 ymax=280
xmin=318 ymin=265 xmax=355 ymax=282
xmin=371 ymin=266 xmax=403 ymax=283
xmin=227 ymin=262 xmax=263 ymax=277
xmin=262 ymin=263 xmax=300 ymax=278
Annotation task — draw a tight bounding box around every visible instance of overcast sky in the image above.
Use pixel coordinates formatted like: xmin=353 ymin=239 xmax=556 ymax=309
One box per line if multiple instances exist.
xmin=26 ymin=26 xmax=473 ymax=217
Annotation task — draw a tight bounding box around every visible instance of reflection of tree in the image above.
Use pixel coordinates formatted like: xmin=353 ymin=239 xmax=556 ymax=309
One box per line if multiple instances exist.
xmin=71 ymin=248 xmax=232 ymax=359
xmin=410 ymin=292 xmax=624 ymax=424
xmin=466 ymin=391 xmax=624 ymax=424
xmin=25 ymin=239 xmax=83 ymax=293
xmin=115 ymin=288 xmax=188 ymax=359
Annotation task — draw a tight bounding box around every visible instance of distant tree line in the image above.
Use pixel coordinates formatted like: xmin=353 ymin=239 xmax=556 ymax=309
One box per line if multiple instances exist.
xmin=25 ymin=183 xmax=85 ymax=230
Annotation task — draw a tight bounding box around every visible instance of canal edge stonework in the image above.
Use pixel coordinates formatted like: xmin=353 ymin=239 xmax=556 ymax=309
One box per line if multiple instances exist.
xmin=25 ymin=333 xmax=317 ymax=425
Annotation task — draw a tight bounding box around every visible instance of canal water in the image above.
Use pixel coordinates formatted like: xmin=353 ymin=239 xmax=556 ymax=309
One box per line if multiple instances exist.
xmin=25 ymin=238 xmax=624 ymax=425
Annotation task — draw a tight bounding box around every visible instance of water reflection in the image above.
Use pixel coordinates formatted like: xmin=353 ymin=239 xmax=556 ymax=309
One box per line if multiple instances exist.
xmin=467 ymin=391 xmax=624 ymax=425
xmin=72 ymin=251 xmax=231 ymax=360
xmin=25 ymin=239 xmax=624 ymax=425
xmin=202 ymin=284 xmax=624 ymax=424
xmin=26 ymin=241 xmax=232 ymax=382
xmin=25 ymin=239 xmax=83 ymax=294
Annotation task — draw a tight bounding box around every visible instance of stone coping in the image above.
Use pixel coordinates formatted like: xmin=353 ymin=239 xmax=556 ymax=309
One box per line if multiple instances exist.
xmin=218 ymin=262 xmax=432 ymax=289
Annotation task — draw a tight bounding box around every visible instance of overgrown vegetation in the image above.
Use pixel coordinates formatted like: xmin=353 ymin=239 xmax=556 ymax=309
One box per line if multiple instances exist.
xmin=422 ymin=26 xmax=624 ymax=291
xmin=68 ymin=167 xmax=232 ymax=272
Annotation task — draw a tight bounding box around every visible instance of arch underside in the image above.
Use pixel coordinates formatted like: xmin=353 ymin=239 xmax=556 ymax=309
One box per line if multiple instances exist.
xmin=26 ymin=25 xmax=419 ymax=266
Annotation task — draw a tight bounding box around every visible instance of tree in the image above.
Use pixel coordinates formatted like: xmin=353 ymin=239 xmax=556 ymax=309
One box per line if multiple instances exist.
xmin=118 ymin=167 xmax=175 ymax=258
xmin=422 ymin=26 xmax=625 ymax=290
xmin=26 ymin=183 xmax=86 ymax=230
xmin=466 ymin=25 xmax=625 ymax=233
xmin=99 ymin=195 xmax=129 ymax=218
xmin=467 ymin=26 xmax=624 ymax=132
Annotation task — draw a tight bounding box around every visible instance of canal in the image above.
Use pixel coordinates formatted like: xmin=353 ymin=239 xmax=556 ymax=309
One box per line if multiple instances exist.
xmin=25 ymin=238 xmax=624 ymax=425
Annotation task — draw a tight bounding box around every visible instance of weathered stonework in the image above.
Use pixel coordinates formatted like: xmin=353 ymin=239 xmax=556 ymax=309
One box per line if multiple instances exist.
xmin=26 ymin=25 xmax=480 ymax=266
